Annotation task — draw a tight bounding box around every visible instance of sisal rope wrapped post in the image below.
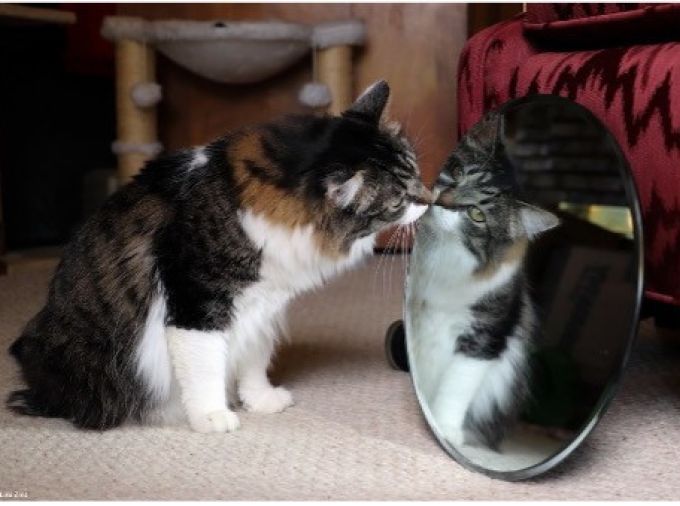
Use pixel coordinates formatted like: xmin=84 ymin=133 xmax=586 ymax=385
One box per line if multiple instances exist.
xmin=102 ymin=16 xmax=162 ymax=183
xmin=115 ymin=39 xmax=158 ymax=182
xmin=317 ymin=46 xmax=353 ymax=115
xmin=312 ymin=21 xmax=366 ymax=115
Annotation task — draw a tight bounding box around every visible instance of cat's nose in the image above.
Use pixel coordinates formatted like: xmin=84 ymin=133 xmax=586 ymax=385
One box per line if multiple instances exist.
xmin=434 ymin=189 xmax=456 ymax=209
xmin=413 ymin=185 xmax=433 ymax=205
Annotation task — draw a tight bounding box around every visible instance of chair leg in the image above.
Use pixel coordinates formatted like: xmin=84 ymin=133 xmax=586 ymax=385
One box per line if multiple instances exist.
xmin=385 ymin=319 xmax=409 ymax=372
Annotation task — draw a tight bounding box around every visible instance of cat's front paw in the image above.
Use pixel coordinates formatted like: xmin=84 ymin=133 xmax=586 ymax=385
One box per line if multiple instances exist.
xmin=242 ymin=386 xmax=294 ymax=414
xmin=439 ymin=425 xmax=467 ymax=447
xmin=188 ymin=409 xmax=241 ymax=433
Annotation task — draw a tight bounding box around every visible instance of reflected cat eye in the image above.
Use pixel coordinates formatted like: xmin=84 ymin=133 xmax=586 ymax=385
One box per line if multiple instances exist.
xmin=466 ymin=206 xmax=486 ymax=222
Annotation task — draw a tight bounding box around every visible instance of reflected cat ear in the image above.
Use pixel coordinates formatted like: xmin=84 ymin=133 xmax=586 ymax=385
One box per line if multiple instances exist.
xmin=343 ymin=80 xmax=390 ymax=124
xmin=466 ymin=111 xmax=503 ymax=152
xmin=326 ymin=171 xmax=364 ymax=208
xmin=519 ymin=203 xmax=560 ymax=239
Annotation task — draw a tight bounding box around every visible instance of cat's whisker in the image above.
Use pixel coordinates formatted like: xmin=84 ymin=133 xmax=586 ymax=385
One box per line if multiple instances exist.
xmin=391 ymin=223 xmax=412 ymax=293
xmin=393 ymin=225 xmax=409 ymax=291
xmin=407 ymin=222 xmax=416 ymax=262
xmin=402 ymin=102 xmax=416 ymax=138
xmin=393 ymin=225 xmax=408 ymax=292
xmin=410 ymin=121 xmax=428 ymax=153
xmin=386 ymin=227 xmax=400 ymax=295
xmin=374 ymin=226 xmax=401 ymax=296
xmin=401 ymin=225 xmax=409 ymax=277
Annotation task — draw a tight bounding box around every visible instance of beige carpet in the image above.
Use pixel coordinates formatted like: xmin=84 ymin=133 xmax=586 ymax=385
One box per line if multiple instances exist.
xmin=1 ymin=256 xmax=679 ymax=500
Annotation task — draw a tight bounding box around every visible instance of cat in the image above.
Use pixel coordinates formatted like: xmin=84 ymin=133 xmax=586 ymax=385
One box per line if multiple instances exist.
xmin=8 ymin=80 xmax=432 ymax=433
xmin=406 ymin=111 xmax=559 ymax=450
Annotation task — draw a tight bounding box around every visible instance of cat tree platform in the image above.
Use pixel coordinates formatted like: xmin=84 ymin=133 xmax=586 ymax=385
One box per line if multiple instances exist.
xmin=101 ymin=16 xmax=366 ymax=182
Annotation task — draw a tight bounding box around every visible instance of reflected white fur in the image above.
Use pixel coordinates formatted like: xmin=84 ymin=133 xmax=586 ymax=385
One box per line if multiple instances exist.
xmin=407 ymin=206 xmax=528 ymax=446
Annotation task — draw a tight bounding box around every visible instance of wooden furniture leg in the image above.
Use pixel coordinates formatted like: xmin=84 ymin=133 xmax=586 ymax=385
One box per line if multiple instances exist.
xmin=113 ymin=36 xmax=159 ymax=183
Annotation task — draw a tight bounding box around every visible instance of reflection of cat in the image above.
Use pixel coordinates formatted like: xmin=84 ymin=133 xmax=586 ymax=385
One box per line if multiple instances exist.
xmin=408 ymin=112 xmax=559 ymax=449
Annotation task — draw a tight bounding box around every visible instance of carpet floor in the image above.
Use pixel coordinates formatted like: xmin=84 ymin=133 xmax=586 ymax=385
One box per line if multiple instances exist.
xmin=1 ymin=257 xmax=679 ymax=500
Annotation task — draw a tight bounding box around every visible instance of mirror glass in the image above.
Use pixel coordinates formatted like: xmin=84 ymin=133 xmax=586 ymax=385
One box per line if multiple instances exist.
xmin=404 ymin=96 xmax=643 ymax=480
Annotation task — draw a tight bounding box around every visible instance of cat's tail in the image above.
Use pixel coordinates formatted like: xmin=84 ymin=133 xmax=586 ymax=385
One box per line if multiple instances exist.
xmin=8 ymin=335 xmax=23 ymax=359
xmin=6 ymin=389 xmax=60 ymax=418
xmin=7 ymin=336 xmax=61 ymax=418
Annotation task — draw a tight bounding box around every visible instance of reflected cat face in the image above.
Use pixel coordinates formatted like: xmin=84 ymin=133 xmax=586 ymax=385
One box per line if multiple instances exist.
xmin=428 ymin=112 xmax=559 ymax=268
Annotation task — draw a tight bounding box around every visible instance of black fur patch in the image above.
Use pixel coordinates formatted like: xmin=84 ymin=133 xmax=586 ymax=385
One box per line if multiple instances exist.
xmin=455 ymin=273 xmax=523 ymax=359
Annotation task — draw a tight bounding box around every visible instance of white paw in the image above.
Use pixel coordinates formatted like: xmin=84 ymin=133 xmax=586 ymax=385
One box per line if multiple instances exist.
xmin=188 ymin=409 xmax=241 ymax=433
xmin=242 ymin=386 xmax=294 ymax=414
xmin=439 ymin=424 xmax=467 ymax=447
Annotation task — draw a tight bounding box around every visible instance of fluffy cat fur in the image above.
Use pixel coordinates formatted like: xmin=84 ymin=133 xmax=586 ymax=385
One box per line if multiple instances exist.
xmin=8 ymin=81 xmax=431 ymax=432
xmin=407 ymin=111 xmax=559 ymax=449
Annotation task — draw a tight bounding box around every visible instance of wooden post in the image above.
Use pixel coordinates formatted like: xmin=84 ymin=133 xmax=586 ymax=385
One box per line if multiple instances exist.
xmin=114 ymin=37 xmax=158 ymax=183
xmin=317 ymin=45 xmax=353 ymax=115
xmin=312 ymin=21 xmax=364 ymax=115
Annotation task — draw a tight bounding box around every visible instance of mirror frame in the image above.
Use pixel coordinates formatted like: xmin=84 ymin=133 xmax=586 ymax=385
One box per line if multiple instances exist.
xmin=403 ymin=95 xmax=645 ymax=481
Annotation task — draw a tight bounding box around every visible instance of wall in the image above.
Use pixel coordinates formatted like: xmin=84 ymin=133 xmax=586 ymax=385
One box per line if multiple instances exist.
xmin=467 ymin=3 xmax=523 ymax=37
xmin=116 ymin=3 xmax=467 ymax=186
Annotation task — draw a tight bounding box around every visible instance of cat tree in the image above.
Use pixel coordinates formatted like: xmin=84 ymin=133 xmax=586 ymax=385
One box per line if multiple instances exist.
xmin=101 ymin=17 xmax=366 ymax=182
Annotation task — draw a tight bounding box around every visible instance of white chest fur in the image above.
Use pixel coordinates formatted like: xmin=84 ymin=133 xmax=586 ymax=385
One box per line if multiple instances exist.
xmin=136 ymin=209 xmax=376 ymax=429
xmin=406 ymin=220 xmax=520 ymax=402
xmin=238 ymin=209 xmax=375 ymax=295
xmin=230 ymin=209 xmax=375 ymax=351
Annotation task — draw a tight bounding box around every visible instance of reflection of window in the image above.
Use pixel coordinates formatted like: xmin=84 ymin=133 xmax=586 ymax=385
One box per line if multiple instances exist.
xmin=558 ymin=203 xmax=634 ymax=239
xmin=503 ymin=101 xmax=629 ymax=222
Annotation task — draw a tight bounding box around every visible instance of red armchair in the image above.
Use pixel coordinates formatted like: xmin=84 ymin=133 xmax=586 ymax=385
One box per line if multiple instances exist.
xmin=458 ymin=3 xmax=680 ymax=311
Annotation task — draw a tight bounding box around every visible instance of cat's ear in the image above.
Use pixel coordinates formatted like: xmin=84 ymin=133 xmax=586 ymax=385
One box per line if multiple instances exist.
xmin=343 ymin=80 xmax=390 ymax=124
xmin=326 ymin=171 xmax=364 ymax=208
xmin=466 ymin=111 xmax=503 ymax=152
xmin=519 ymin=203 xmax=560 ymax=239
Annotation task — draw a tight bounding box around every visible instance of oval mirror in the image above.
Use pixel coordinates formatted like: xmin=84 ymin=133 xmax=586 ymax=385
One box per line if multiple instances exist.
xmin=401 ymin=95 xmax=643 ymax=480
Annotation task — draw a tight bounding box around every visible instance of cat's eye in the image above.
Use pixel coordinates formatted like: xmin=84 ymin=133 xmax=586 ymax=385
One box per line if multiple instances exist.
xmin=466 ymin=206 xmax=486 ymax=223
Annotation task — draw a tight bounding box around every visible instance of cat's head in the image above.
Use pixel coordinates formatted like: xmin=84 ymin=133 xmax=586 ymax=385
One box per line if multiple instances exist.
xmin=320 ymin=81 xmax=432 ymax=234
xmin=231 ymin=80 xmax=431 ymax=256
xmin=428 ymin=111 xmax=559 ymax=268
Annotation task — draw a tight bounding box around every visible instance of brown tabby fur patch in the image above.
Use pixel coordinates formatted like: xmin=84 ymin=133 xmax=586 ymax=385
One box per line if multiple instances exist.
xmin=228 ymin=130 xmax=346 ymax=258
xmin=229 ymin=130 xmax=314 ymax=229
xmin=473 ymin=238 xmax=528 ymax=280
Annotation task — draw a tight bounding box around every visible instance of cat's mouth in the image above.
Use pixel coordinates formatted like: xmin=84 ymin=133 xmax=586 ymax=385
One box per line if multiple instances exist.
xmin=407 ymin=185 xmax=434 ymax=206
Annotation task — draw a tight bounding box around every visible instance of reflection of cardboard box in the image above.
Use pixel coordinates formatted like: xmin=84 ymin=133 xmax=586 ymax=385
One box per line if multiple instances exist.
xmin=540 ymin=245 xmax=636 ymax=386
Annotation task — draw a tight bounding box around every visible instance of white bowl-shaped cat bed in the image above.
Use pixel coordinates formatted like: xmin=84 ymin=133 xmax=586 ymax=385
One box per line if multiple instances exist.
xmin=153 ymin=21 xmax=312 ymax=84
xmin=103 ymin=18 xmax=312 ymax=84
xmin=101 ymin=16 xmax=365 ymax=182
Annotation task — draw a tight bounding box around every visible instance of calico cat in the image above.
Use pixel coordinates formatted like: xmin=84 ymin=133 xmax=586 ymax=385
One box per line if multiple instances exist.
xmin=407 ymin=111 xmax=559 ymax=449
xmin=8 ymin=80 xmax=431 ymax=432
